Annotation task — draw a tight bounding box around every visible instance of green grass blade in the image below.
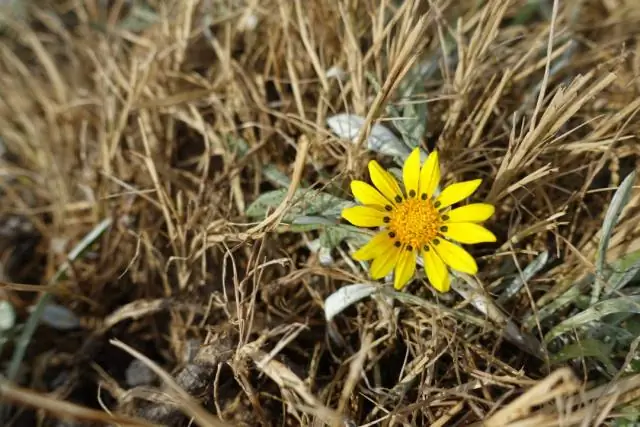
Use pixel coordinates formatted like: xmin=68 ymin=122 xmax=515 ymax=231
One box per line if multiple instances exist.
xmin=551 ymin=339 xmax=616 ymax=375
xmin=604 ymin=249 xmax=640 ymax=297
xmin=545 ymin=295 xmax=640 ymax=342
xmin=3 ymin=218 xmax=113 ymax=387
xmin=592 ymin=170 xmax=637 ymax=303
xmin=498 ymin=251 xmax=549 ymax=303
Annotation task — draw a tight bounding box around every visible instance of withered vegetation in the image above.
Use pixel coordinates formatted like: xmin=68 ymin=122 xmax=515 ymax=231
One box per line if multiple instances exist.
xmin=1 ymin=0 xmax=640 ymax=426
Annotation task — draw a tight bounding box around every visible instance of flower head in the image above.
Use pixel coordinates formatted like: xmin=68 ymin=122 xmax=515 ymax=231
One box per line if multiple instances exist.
xmin=341 ymin=148 xmax=496 ymax=292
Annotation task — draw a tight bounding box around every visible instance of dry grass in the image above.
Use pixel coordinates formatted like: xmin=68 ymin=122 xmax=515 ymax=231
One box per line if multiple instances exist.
xmin=0 ymin=0 xmax=640 ymax=426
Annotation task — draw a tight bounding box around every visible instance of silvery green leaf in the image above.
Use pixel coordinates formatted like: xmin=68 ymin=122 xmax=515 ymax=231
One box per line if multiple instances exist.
xmin=0 ymin=301 xmax=15 ymax=331
xmin=587 ymin=321 xmax=635 ymax=344
xmin=593 ymin=170 xmax=637 ymax=303
xmin=307 ymin=238 xmax=321 ymax=253
xmin=364 ymin=71 xmax=382 ymax=93
xmin=117 ymin=2 xmax=159 ymax=32
xmin=498 ymin=251 xmax=549 ymax=303
xmin=545 ymin=296 xmax=640 ymax=342
xmin=246 ymin=188 xmax=350 ymax=221
xmin=324 ymin=283 xmax=379 ymax=322
xmin=62 ymin=218 xmax=113 ymax=280
xmin=318 ymin=247 xmax=334 ymax=266
xmin=388 ymin=167 xmax=403 ymax=182
xmin=320 ymin=224 xmax=371 ymax=249
xmin=604 ymin=249 xmax=640 ymax=297
xmin=327 ymin=113 xmax=411 ymax=158
xmin=326 ymin=66 xmax=347 ymax=81
xmin=452 ymin=272 xmax=545 ymax=360
xmin=392 ymin=102 xmax=427 ymax=150
xmin=306 ymin=237 xmax=334 ymax=265
xmin=522 ymin=274 xmax=593 ymax=330
xmin=551 ymin=339 xmax=616 ymax=375
xmin=320 ymin=199 xmax=356 ymax=218
xmin=292 ymin=216 xmax=337 ymax=226
xmin=5 ymin=217 xmax=113 ymax=399
xmin=278 ymin=223 xmax=325 ymax=233
xmin=33 ymin=302 xmax=81 ymax=330
xmin=263 ymin=165 xmax=292 ymax=188
xmin=227 ymin=135 xmax=249 ymax=155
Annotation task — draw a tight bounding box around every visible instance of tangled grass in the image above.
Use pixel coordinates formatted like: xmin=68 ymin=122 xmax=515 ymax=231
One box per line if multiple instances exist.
xmin=0 ymin=0 xmax=640 ymax=426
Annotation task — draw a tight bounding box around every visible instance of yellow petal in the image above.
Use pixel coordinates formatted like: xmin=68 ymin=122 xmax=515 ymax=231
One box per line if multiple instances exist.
xmin=441 ymin=223 xmax=497 ymax=244
xmin=370 ymin=245 xmax=401 ymax=279
xmin=418 ymin=150 xmax=440 ymax=198
xmin=444 ymin=203 xmax=495 ymax=223
xmin=423 ymin=246 xmax=450 ymax=292
xmin=402 ymin=148 xmax=421 ymax=198
xmin=351 ymin=180 xmax=391 ymax=207
xmin=433 ymin=238 xmax=478 ymax=274
xmin=353 ymin=231 xmax=394 ymax=261
xmin=394 ymin=249 xmax=417 ymax=290
xmin=435 ymin=179 xmax=482 ymax=209
xmin=368 ymin=160 xmax=403 ymax=203
xmin=341 ymin=206 xmax=388 ymax=228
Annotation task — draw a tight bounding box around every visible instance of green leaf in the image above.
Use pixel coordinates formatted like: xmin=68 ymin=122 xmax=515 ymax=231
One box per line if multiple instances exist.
xmin=551 ymin=339 xmax=616 ymax=375
xmin=498 ymin=251 xmax=549 ymax=303
xmin=587 ymin=321 xmax=635 ymax=344
xmin=277 ymin=223 xmax=325 ymax=233
xmin=623 ymin=315 xmax=640 ymax=336
xmin=2 ymin=217 xmax=113 ymax=419
xmin=612 ymin=402 xmax=640 ymax=427
xmin=604 ymin=249 xmax=640 ymax=297
xmin=245 ymin=188 xmax=352 ymax=221
xmin=226 ymin=135 xmax=249 ymax=155
xmin=117 ymin=2 xmax=159 ymax=32
xmin=387 ymin=97 xmax=427 ymax=152
xmin=324 ymin=283 xmax=379 ymax=322
xmin=0 ymin=301 xmax=15 ymax=331
xmin=326 ymin=114 xmax=411 ymax=158
xmin=593 ymin=170 xmax=637 ymax=303
xmin=291 ymin=216 xmax=336 ymax=226
xmin=545 ymin=296 xmax=640 ymax=342
xmin=263 ymin=165 xmax=292 ymax=188
xmin=226 ymin=135 xmax=293 ymax=188
xmin=523 ymin=275 xmax=591 ymax=330
xmin=5 ymin=218 xmax=113 ymax=381
xmin=511 ymin=0 xmax=547 ymax=25
xmin=319 ymin=224 xmax=372 ymax=249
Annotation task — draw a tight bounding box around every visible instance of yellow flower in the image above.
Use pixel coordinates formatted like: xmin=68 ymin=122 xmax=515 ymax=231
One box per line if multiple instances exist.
xmin=341 ymin=148 xmax=496 ymax=292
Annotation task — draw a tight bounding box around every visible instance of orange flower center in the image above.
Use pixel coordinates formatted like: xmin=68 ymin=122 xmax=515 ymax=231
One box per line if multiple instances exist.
xmin=388 ymin=197 xmax=442 ymax=250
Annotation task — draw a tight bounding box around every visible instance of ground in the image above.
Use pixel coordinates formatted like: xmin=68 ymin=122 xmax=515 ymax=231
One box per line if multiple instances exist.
xmin=0 ymin=1 xmax=640 ymax=426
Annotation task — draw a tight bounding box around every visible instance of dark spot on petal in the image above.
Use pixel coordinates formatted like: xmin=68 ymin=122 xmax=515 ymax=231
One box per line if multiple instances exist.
xmin=394 ymin=241 xmax=401 ymax=247
xmin=421 ymin=193 xmax=427 ymax=200
xmin=395 ymin=195 xmax=402 ymax=203
xmin=385 ymin=205 xmax=392 ymax=211
xmin=388 ymin=232 xmax=396 ymax=238
xmin=423 ymin=245 xmax=430 ymax=251
xmin=383 ymin=217 xmax=390 ymax=223
xmin=442 ymin=215 xmax=449 ymax=221
xmin=407 ymin=245 xmax=413 ymax=251
xmin=440 ymin=226 xmax=448 ymax=232
xmin=434 ymin=201 xmax=441 ymax=208
xmin=409 ymin=190 xmax=416 ymax=197
xmin=433 ymin=238 xmax=440 ymax=245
